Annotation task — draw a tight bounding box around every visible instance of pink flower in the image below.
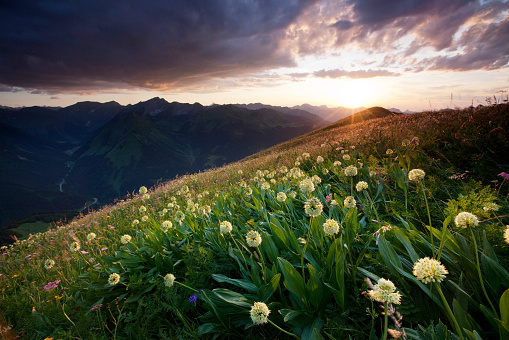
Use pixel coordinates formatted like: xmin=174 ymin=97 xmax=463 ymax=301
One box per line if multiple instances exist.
xmin=43 ymin=279 xmax=61 ymax=291
xmin=499 ymin=172 xmax=509 ymax=180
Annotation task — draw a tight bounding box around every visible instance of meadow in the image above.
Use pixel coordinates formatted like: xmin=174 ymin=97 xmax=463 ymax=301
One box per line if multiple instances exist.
xmin=1 ymin=104 xmax=508 ymax=340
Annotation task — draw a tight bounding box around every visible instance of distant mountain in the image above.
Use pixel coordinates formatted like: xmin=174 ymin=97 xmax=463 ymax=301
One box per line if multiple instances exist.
xmin=0 ymin=98 xmax=326 ymax=227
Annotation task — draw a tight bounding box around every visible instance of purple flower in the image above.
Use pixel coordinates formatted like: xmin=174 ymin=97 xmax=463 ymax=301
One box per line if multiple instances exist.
xmin=188 ymin=294 xmax=198 ymax=304
xmin=101 ymin=247 xmax=108 ymax=251
xmin=93 ymin=263 xmax=101 ymax=267
xmin=499 ymin=172 xmax=509 ymax=180
xmin=43 ymin=279 xmax=61 ymax=291
xmin=80 ymin=251 xmax=89 ymax=254
xmin=90 ymin=303 xmax=103 ymax=311
xmin=109 ymin=226 xmax=115 ymax=230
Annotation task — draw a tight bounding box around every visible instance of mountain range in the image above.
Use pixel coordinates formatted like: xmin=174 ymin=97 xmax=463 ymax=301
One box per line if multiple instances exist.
xmin=0 ymin=98 xmax=330 ymax=227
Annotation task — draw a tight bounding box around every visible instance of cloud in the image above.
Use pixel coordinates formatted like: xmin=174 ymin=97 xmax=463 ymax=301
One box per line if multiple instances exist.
xmin=312 ymin=68 xmax=400 ymax=79
xmin=0 ymin=0 xmax=316 ymax=91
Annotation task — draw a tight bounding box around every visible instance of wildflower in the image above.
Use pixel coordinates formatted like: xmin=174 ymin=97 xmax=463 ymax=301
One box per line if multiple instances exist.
xmin=90 ymin=303 xmax=103 ymax=311
xmin=246 ymin=230 xmax=262 ymax=247
xmin=245 ymin=187 xmax=253 ymax=196
xmin=175 ymin=211 xmax=186 ymax=223
xmin=316 ymin=156 xmax=324 ymax=164
xmin=413 ymin=257 xmax=448 ymax=284
xmin=87 ymin=232 xmax=96 ymax=241
xmin=410 ymin=137 xmax=419 ymax=145
xmin=330 ymin=199 xmax=339 ymax=206
xmin=132 ymin=219 xmax=140 ymax=225
xmin=402 ymin=139 xmax=410 ymax=147
xmin=164 ymin=273 xmax=175 ymax=287
xmin=139 ymin=186 xmax=148 ymax=195
xmin=261 ymin=182 xmax=271 ymax=190
xmin=408 ymin=169 xmax=425 ymax=182
xmin=43 ymin=279 xmax=61 ymax=291
xmin=161 ymin=221 xmax=173 ymax=232
xmin=44 ymin=259 xmax=55 ymax=270
xmin=326 ymin=193 xmax=332 ymax=202
xmin=386 ymin=149 xmax=394 ymax=155
xmin=238 ymin=170 xmax=243 ymax=175
xmin=120 ymin=234 xmax=131 ymax=244
xmin=108 ymin=273 xmax=120 ymax=286
xmin=373 ymin=225 xmax=393 ymax=244
xmin=295 ymin=161 xmax=300 ymax=166
xmin=250 ymin=302 xmax=270 ymax=325
xmin=188 ymin=294 xmax=198 ymax=304
xmin=276 ymin=192 xmax=287 ymax=202
xmin=289 ymin=191 xmax=296 ymax=199
xmin=454 ymin=212 xmax=479 ymax=228
xmin=343 ymin=154 xmax=351 ymax=161
xmin=299 ymin=178 xmax=315 ymax=194
xmin=304 ymin=197 xmax=323 ymax=217
xmin=322 ymin=168 xmax=329 ymax=175
xmin=483 ymin=202 xmax=500 ymax=212
xmin=344 ymin=165 xmax=358 ymax=177
xmin=499 ymin=172 xmax=509 ymax=180
xmin=302 ymin=152 xmax=310 ymax=159
xmin=367 ymin=278 xmax=401 ymax=305
xmin=220 ymin=221 xmax=233 ymax=235
xmin=69 ymin=241 xmax=80 ymax=252
xmin=141 ymin=215 xmax=149 ymax=222
xmin=344 ymin=196 xmax=356 ymax=209
xmin=504 ymin=226 xmax=509 ymax=244
xmin=139 ymin=206 xmax=147 ymax=213
xmin=356 ymin=181 xmax=368 ymax=192
xmin=334 ymin=160 xmax=341 ymax=166
xmin=323 ymin=219 xmax=340 ymax=236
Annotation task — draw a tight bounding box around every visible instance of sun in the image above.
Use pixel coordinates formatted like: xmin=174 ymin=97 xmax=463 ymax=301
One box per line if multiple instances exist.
xmin=338 ymin=79 xmax=375 ymax=108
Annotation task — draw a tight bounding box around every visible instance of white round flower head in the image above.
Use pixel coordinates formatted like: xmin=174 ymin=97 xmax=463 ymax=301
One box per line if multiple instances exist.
xmin=108 ymin=273 xmax=120 ymax=286
xmin=175 ymin=211 xmax=186 ymax=223
xmin=302 ymin=152 xmax=310 ymax=159
xmin=161 ymin=220 xmax=173 ymax=232
xmin=299 ymin=178 xmax=315 ymax=193
xmin=344 ymin=165 xmax=358 ymax=177
xmin=139 ymin=186 xmax=148 ymax=195
xmin=164 ymin=273 xmax=175 ymax=287
xmin=413 ymin=257 xmax=448 ymax=284
xmin=295 ymin=161 xmax=300 ymax=166
xmin=343 ymin=154 xmax=351 ymax=161
xmin=44 ymin=259 xmax=55 ymax=270
xmin=238 ymin=169 xmax=243 ymax=175
xmin=199 ymin=205 xmax=211 ymax=215
xmin=246 ymin=230 xmax=262 ymax=247
xmin=316 ymin=156 xmax=324 ymax=164
xmin=367 ymin=278 xmax=402 ymax=305
xmin=483 ymin=203 xmax=500 ymax=212
xmin=402 ymin=139 xmax=410 ymax=147
xmin=143 ymin=193 xmax=150 ymax=200
xmin=323 ymin=219 xmax=340 ymax=236
xmin=120 ymin=234 xmax=132 ymax=244
xmin=250 ymin=302 xmax=270 ymax=325
xmin=141 ymin=215 xmax=149 ymax=222
xmin=132 ymin=219 xmax=140 ymax=225
xmin=504 ymin=226 xmax=509 ymax=244
xmin=304 ymin=197 xmax=323 ymax=217
xmin=276 ymin=192 xmax=287 ymax=202
xmin=386 ymin=149 xmax=394 ymax=155
xmin=261 ymin=182 xmax=271 ymax=190
xmin=87 ymin=232 xmax=97 ymax=241
xmin=408 ymin=169 xmax=425 ymax=182
xmin=220 ymin=221 xmax=233 ymax=235
xmin=311 ymin=175 xmax=322 ymax=184
xmin=322 ymin=168 xmax=329 ymax=175
xmin=245 ymin=187 xmax=253 ymax=196
xmin=454 ymin=212 xmax=479 ymax=228
xmin=270 ymin=179 xmax=276 ymax=184
xmin=344 ymin=196 xmax=356 ymax=209
xmin=356 ymin=181 xmax=368 ymax=192
xmin=334 ymin=160 xmax=341 ymax=167
xmin=70 ymin=241 xmax=80 ymax=252
xmin=139 ymin=206 xmax=147 ymax=213
xmin=330 ymin=199 xmax=339 ymax=206
xmin=289 ymin=191 xmax=297 ymax=199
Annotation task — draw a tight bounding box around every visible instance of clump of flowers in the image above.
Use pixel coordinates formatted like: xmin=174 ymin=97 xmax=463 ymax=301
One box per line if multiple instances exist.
xmin=120 ymin=234 xmax=132 ymax=244
xmin=250 ymin=302 xmax=270 ymax=325
xmin=344 ymin=165 xmax=358 ymax=177
xmin=454 ymin=212 xmax=479 ymax=228
xmin=356 ymin=181 xmax=368 ymax=192
xmin=161 ymin=220 xmax=172 ymax=232
xmin=70 ymin=241 xmax=80 ymax=252
xmin=276 ymin=192 xmax=287 ymax=202
xmin=413 ymin=257 xmax=448 ymax=284
xmin=44 ymin=259 xmax=55 ymax=270
xmin=323 ymin=219 xmax=340 ymax=236
xmin=304 ymin=197 xmax=323 ymax=217
xmin=108 ymin=273 xmax=120 ymax=286
xmin=220 ymin=221 xmax=233 ymax=235
xmin=367 ymin=278 xmax=401 ymax=305
xmin=87 ymin=232 xmax=96 ymax=241
xmin=164 ymin=273 xmax=175 ymax=287
xmin=246 ymin=230 xmax=262 ymax=247
xmin=299 ymin=178 xmax=315 ymax=194
xmin=344 ymin=196 xmax=356 ymax=209
xmin=139 ymin=186 xmax=148 ymax=195
xmin=408 ymin=169 xmax=425 ymax=182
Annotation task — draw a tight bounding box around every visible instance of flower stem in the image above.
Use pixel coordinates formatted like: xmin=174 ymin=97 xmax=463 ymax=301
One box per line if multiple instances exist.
xmin=435 ymin=283 xmax=464 ymax=340
xmin=267 ymin=319 xmax=300 ymax=339
xmin=381 ymin=302 xmax=388 ymax=340
xmin=420 ymin=181 xmax=434 ymax=257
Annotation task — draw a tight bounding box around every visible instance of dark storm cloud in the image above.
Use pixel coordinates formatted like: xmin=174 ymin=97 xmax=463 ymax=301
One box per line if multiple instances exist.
xmin=0 ymin=0 xmax=316 ymax=91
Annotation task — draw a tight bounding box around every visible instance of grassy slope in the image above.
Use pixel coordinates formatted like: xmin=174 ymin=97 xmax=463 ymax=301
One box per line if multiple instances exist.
xmin=0 ymin=104 xmax=508 ymax=339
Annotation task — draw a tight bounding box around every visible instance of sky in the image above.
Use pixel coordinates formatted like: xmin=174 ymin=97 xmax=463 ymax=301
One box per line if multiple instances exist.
xmin=0 ymin=0 xmax=508 ymax=111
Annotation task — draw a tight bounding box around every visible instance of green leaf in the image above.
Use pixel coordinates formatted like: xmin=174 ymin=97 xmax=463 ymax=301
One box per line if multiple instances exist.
xmin=212 ymin=274 xmax=258 ymax=293
xmin=278 ymin=257 xmax=308 ymax=307
xmin=501 ymin=289 xmax=509 ymax=325
xmin=280 ymin=309 xmax=303 ymax=323
xmin=211 ymin=288 xmax=252 ymax=308
xmin=257 ymin=273 xmax=281 ymax=302
xmin=307 ymin=264 xmax=324 ymax=310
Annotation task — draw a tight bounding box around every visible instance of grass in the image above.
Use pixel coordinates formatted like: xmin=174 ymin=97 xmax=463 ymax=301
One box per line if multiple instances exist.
xmin=0 ymin=104 xmax=508 ymax=340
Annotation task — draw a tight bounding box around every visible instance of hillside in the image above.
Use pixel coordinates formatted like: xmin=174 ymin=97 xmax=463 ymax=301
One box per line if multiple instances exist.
xmin=0 ymin=104 xmax=508 ymax=339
